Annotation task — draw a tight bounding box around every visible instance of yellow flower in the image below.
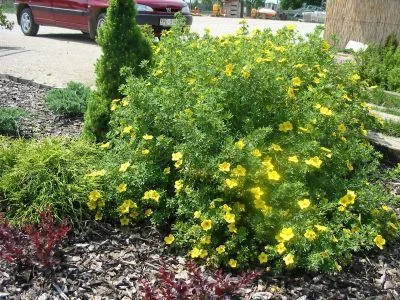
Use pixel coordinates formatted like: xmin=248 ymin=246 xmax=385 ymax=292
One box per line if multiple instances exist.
xmin=241 ymin=69 xmax=250 ymax=79
xmin=288 ymin=156 xmax=299 ymax=163
xmin=201 ymin=219 xmax=212 ymax=231
xmin=250 ymin=187 xmax=264 ymax=199
xmin=314 ymin=224 xmax=328 ymax=232
xmin=224 ymin=212 xmax=236 ymax=224
xmin=346 ymin=161 xmax=354 ymax=171
xmin=304 ymin=229 xmax=317 ymax=241
xmin=116 ymin=183 xmax=127 ymax=193
xmin=276 ymin=243 xmax=286 ymax=254
xmin=89 ymin=190 xmax=101 ymax=202
xmin=190 ymin=247 xmax=201 ymax=258
xmin=216 ymin=245 xmax=226 ymax=254
xmin=120 ymin=216 xmax=130 ymax=226
xmin=322 ymin=40 xmax=330 ymax=51
xmin=199 ymin=249 xmax=208 ymax=258
xmin=269 ymin=143 xmax=283 ymax=152
xmin=338 ymin=123 xmax=347 ymax=132
xmin=298 ymin=199 xmax=311 ymax=209
xmin=286 ymin=24 xmax=296 ymax=30
xmin=142 ymin=149 xmax=150 ymax=155
xmin=123 ymin=126 xmax=132 ymax=134
xmin=200 ymin=235 xmax=211 ymax=244
xmin=278 ymin=58 xmax=286 ymax=63
xmin=219 ymin=162 xmax=231 ymax=172
xmin=194 ymin=211 xmax=202 ymax=218
xmin=172 ymin=152 xmax=183 ymax=161
xmin=174 ymin=180 xmax=184 ymax=193
xmin=163 ymin=167 xmax=171 ymax=175
xmin=228 ymin=223 xmax=237 ymax=233
xmin=95 ymin=211 xmax=103 ymax=221
xmin=267 ymin=170 xmax=281 ymax=181
xmin=118 ymin=199 xmax=137 ymax=214
xmin=258 ymin=252 xmax=268 ymax=264
xmin=225 ymin=63 xmax=233 ymax=77
xmin=313 ymin=77 xmax=321 ymax=84
xmin=338 ymin=205 xmax=346 ymax=212
xmin=382 ymin=205 xmax=389 ymax=211
xmin=283 ymin=253 xmax=295 ymax=266
xmin=234 ymin=140 xmax=246 ymax=150
xmin=143 ymin=190 xmax=160 ymax=202
xmin=228 ymin=258 xmax=238 ymax=268
xmin=145 ymin=209 xmax=153 ymax=216
xmin=87 ymin=169 xmax=106 ymax=177
xmin=121 ymin=99 xmax=129 ymax=106
xmin=100 ymin=142 xmax=111 ymax=149
xmin=294 ymin=63 xmax=304 ymax=68
xmin=343 ymin=94 xmax=352 ymax=101
xmin=320 ymin=106 xmax=333 ymax=116
xmin=251 ymin=149 xmax=262 ymax=157
xmin=154 ymin=69 xmax=163 ymax=76
xmin=338 ymin=190 xmax=356 ymax=207
xmin=288 ymin=86 xmax=295 ymax=99
xmin=351 ymin=74 xmax=361 ymax=81
xmin=279 ymin=227 xmax=295 ymax=242
xmin=262 ymin=157 xmax=274 ymax=170
xmin=111 ymin=103 xmax=118 ymax=111
xmin=232 ymin=165 xmax=246 ymax=177
xmin=292 ymin=77 xmax=301 ymax=87
xmin=143 ymin=134 xmax=153 ymax=140
xmin=174 ymin=160 xmax=183 ymax=168
xmin=119 ymin=162 xmax=130 ymax=173
xmin=164 ymin=234 xmax=175 ymax=245
xmin=88 ymin=200 xmax=97 ymax=210
xmin=225 ymin=178 xmax=238 ymax=189
xmin=305 ymin=156 xmax=322 ymax=168
xmin=279 ymin=121 xmax=293 ymax=132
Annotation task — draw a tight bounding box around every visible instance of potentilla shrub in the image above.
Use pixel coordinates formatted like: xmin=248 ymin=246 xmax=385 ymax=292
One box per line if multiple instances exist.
xmin=87 ymin=23 xmax=399 ymax=273
xmin=82 ymin=0 xmax=152 ymax=141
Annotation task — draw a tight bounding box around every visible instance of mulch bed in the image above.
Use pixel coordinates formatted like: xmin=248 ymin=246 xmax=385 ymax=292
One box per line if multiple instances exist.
xmin=0 ymin=77 xmax=399 ymax=299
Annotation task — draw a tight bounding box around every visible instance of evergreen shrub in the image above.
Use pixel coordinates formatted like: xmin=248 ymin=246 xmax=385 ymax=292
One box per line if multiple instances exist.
xmin=87 ymin=23 xmax=399 ymax=272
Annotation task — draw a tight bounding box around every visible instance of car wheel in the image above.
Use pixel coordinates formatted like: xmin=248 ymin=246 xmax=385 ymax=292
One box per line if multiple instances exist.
xmin=20 ymin=8 xmax=39 ymax=36
xmin=96 ymin=13 xmax=106 ymax=34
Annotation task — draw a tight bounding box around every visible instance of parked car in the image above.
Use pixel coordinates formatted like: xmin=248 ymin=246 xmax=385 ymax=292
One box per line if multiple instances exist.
xmin=15 ymin=0 xmax=193 ymax=38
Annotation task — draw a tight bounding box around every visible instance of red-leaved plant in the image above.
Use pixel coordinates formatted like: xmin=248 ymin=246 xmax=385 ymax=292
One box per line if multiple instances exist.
xmin=140 ymin=260 xmax=262 ymax=299
xmin=0 ymin=209 xmax=71 ymax=267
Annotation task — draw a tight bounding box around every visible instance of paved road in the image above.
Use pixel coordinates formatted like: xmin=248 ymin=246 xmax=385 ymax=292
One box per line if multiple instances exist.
xmin=0 ymin=13 xmax=318 ymax=87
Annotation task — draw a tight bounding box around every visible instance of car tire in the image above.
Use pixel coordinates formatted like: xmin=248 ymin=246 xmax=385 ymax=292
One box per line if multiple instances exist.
xmin=96 ymin=13 xmax=106 ymax=34
xmin=20 ymin=8 xmax=39 ymax=36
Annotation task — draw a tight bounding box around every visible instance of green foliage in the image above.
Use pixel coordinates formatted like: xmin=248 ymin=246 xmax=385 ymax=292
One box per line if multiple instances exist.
xmin=245 ymin=0 xmax=264 ymax=9
xmin=280 ymin=0 xmax=322 ymax=10
xmin=0 ymin=107 xmax=26 ymax=136
xmin=361 ymin=88 xmax=400 ymax=110
xmin=0 ymin=137 xmax=103 ymax=226
xmin=45 ymin=81 xmax=91 ymax=116
xmin=356 ymin=35 xmax=400 ymax=92
xmin=380 ymin=120 xmax=400 ymax=138
xmin=88 ymin=23 xmax=399 ymax=273
xmin=0 ymin=4 xmax=14 ymax=29
xmin=83 ymin=0 xmax=152 ymax=141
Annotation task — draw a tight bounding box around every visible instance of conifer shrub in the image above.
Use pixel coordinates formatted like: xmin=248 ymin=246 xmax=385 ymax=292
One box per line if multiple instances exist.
xmin=0 ymin=107 xmax=26 ymax=136
xmin=87 ymin=23 xmax=399 ymax=273
xmin=82 ymin=0 xmax=152 ymax=141
xmin=44 ymin=81 xmax=91 ymax=116
xmin=0 ymin=137 xmax=103 ymax=226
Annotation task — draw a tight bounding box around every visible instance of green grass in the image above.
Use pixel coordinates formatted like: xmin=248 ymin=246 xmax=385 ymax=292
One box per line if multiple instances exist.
xmin=373 ymin=106 xmax=400 ymax=117
xmin=380 ymin=120 xmax=400 ymax=137
xmin=0 ymin=1 xmax=15 ymax=13
xmin=365 ymin=88 xmax=400 ymax=109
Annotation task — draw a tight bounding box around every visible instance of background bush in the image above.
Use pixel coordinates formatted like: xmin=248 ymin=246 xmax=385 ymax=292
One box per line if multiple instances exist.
xmin=0 ymin=137 xmax=103 ymax=226
xmin=88 ymin=23 xmax=399 ymax=273
xmin=44 ymin=81 xmax=91 ymax=116
xmin=0 ymin=107 xmax=26 ymax=136
xmin=356 ymin=35 xmax=400 ymax=92
xmin=82 ymin=0 xmax=152 ymax=141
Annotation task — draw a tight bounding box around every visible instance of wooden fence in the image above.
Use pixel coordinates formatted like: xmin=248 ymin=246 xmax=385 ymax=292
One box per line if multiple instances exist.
xmin=324 ymin=0 xmax=400 ymax=48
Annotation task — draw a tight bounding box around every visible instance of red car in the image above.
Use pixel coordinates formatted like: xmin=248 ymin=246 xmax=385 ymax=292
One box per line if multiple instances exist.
xmin=15 ymin=0 xmax=193 ymax=38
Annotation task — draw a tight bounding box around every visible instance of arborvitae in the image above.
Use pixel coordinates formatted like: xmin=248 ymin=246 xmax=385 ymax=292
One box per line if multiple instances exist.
xmin=83 ymin=0 xmax=152 ymax=141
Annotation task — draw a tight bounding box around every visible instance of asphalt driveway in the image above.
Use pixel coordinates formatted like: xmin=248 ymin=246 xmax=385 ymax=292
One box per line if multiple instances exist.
xmin=0 ymin=13 xmax=318 ymax=87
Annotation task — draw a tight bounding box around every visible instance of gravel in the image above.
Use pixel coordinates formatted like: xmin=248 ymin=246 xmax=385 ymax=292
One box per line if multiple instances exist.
xmin=0 ymin=77 xmax=399 ymax=299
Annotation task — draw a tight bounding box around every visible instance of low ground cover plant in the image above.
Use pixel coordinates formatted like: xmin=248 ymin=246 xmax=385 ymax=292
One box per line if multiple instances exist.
xmin=356 ymin=35 xmax=400 ymax=92
xmin=44 ymin=81 xmax=91 ymax=116
xmin=85 ymin=21 xmax=399 ymax=273
xmin=0 ymin=107 xmax=26 ymax=136
xmin=0 ymin=137 xmax=102 ymax=225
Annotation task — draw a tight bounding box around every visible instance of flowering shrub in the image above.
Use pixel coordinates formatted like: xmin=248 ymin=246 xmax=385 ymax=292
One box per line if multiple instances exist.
xmin=87 ymin=22 xmax=399 ymax=272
